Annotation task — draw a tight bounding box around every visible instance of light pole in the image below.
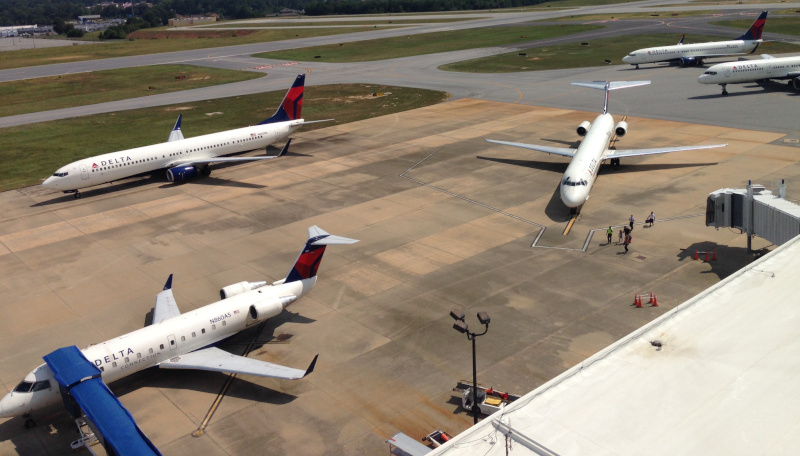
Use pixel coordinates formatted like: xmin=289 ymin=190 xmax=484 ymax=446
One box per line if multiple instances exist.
xmin=450 ymin=310 xmax=491 ymax=425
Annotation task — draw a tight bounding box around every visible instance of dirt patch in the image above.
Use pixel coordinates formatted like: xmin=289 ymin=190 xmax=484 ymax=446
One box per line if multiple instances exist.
xmin=128 ymin=29 xmax=256 ymax=40
xmin=164 ymin=106 xmax=195 ymax=111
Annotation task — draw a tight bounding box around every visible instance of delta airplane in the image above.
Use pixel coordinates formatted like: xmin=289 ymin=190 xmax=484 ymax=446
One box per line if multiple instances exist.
xmin=486 ymin=81 xmax=727 ymax=211
xmin=42 ymin=74 xmax=322 ymax=198
xmin=698 ymin=54 xmax=800 ymax=95
xmin=0 ymin=225 xmax=357 ymax=424
xmin=622 ymin=11 xmax=767 ymax=68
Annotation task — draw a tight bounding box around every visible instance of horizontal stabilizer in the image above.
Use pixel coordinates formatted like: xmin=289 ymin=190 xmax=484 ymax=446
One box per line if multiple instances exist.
xmin=308 ymin=225 xmax=359 ymax=245
xmin=159 ymin=347 xmax=314 ymax=380
xmin=761 ymin=54 xmax=774 ymax=59
xmin=300 ymin=118 xmax=334 ymax=125
xmin=572 ymin=81 xmax=651 ymax=91
xmin=486 ymin=139 xmax=576 ymax=158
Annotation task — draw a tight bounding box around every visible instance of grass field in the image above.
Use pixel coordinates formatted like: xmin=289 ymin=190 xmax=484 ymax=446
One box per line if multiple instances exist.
xmin=711 ymin=16 xmax=800 ymax=36
xmin=0 ymin=27 xmax=381 ymax=71
xmin=255 ymin=24 xmax=602 ymax=62
xmin=2 ymin=85 xmax=448 ymax=192
xmin=213 ymin=17 xmax=481 ymax=27
xmin=0 ymin=65 xmax=263 ymax=117
xmin=439 ymin=33 xmax=800 ymax=72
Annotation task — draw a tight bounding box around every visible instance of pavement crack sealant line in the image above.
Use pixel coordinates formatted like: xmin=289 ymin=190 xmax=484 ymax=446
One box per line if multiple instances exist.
xmin=192 ymin=321 xmax=267 ymax=437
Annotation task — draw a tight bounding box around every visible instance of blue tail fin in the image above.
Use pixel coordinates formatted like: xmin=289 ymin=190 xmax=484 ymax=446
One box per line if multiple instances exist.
xmin=284 ymin=226 xmax=358 ymax=283
xmin=736 ymin=11 xmax=767 ymax=41
xmin=259 ymin=75 xmax=305 ymax=125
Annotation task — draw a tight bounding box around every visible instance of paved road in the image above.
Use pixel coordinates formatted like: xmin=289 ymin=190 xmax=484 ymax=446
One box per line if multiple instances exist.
xmin=0 ymin=1 xmax=799 ymax=133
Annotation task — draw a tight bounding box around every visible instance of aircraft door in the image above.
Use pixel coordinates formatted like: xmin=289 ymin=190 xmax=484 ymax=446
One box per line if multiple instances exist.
xmin=80 ymin=164 xmax=89 ymax=180
xmin=725 ymin=68 xmax=731 ymax=78
xmin=167 ymin=334 xmax=177 ymax=350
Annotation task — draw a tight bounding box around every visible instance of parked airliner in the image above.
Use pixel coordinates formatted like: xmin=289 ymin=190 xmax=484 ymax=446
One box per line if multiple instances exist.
xmin=0 ymin=225 xmax=357 ymax=422
xmin=622 ymin=11 xmax=767 ymax=68
xmin=698 ymin=54 xmax=800 ymax=95
xmin=42 ymin=74 xmax=322 ymax=198
xmin=486 ymin=81 xmax=727 ymax=211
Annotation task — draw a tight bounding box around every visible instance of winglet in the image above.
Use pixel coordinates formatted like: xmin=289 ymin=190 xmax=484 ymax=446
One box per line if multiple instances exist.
xmin=163 ymin=274 xmax=173 ymax=291
xmin=303 ymin=355 xmax=319 ymax=377
xmin=278 ymin=138 xmax=291 ymax=157
xmin=677 ymin=34 xmax=685 ymax=45
xmin=167 ymin=115 xmax=185 ymax=142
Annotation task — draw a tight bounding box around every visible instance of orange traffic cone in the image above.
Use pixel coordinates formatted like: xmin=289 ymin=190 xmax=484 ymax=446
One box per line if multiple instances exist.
xmin=635 ymin=295 xmax=642 ymax=308
xmin=650 ymin=293 xmax=658 ymax=307
xmin=704 ymin=251 xmax=709 ymax=262
xmin=711 ymin=250 xmax=717 ymax=261
xmin=693 ymin=250 xmax=699 ymax=260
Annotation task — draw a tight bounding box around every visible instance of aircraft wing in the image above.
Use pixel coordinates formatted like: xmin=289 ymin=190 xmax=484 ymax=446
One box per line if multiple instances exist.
xmin=152 ymin=274 xmax=180 ymax=325
xmin=159 ymin=347 xmax=318 ymax=380
xmin=486 ymin=139 xmax=576 ymax=158
xmin=166 ymin=139 xmax=291 ymax=168
xmin=606 ymin=143 xmax=726 ymax=159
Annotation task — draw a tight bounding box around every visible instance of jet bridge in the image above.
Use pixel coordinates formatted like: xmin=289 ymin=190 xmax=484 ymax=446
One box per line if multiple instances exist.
xmin=706 ymin=180 xmax=800 ymax=250
xmin=43 ymin=346 xmax=162 ymax=456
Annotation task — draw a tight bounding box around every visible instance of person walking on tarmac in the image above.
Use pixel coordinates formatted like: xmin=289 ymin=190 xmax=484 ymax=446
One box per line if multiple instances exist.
xmin=607 ymin=226 xmax=613 ymax=244
xmin=629 ymin=214 xmax=635 ymax=230
xmin=647 ymin=211 xmax=655 ymax=227
xmin=624 ymin=232 xmax=632 ymax=253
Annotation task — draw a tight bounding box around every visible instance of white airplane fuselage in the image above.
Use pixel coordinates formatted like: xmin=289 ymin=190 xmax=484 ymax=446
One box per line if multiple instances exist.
xmin=622 ymin=40 xmax=761 ymax=66
xmin=42 ymin=120 xmax=301 ymax=192
xmin=698 ymin=55 xmax=800 ymax=85
xmin=560 ymin=113 xmax=614 ymax=208
xmin=0 ymin=277 xmax=313 ymax=419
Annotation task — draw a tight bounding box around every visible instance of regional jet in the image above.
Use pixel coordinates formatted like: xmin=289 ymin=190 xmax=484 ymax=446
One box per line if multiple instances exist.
xmin=486 ymin=81 xmax=727 ymax=211
xmin=698 ymin=54 xmax=800 ymax=95
xmin=0 ymin=225 xmax=357 ymax=424
xmin=43 ymin=74 xmax=323 ymax=198
xmin=622 ymin=11 xmax=767 ymax=68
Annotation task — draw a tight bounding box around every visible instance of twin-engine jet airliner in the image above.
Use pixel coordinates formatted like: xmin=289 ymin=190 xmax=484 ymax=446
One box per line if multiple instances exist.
xmin=0 ymin=225 xmax=357 ymax=422
xmin=622 ymin=11 xmax=767 ymax=68
xmin=43 ymin=74 xmax=322 ymax=198
xmin=698 ymin=54 xmax=800 ymax=95
xmin=486 ymin=81 xmax=727 ymax=211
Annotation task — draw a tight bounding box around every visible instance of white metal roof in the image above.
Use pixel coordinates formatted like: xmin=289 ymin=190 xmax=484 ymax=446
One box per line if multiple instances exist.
xmin=430 ymin=234 xmax=800 ymax=456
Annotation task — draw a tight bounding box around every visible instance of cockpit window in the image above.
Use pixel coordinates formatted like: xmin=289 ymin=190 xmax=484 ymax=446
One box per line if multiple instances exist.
xmin=627 ymin=53 xmax=636 ymax=56
xmin=562 ymin=177 xmax=588 ymax=187
xmin=703 ymin=71 xmax=717 ymax=75
xmin=52 ymin=172 xmax=69 ymax=177
xmin=14 ymin=381 xmax=34 ymax=393
xmin=32 ymin=380 xmax=51 ymax=391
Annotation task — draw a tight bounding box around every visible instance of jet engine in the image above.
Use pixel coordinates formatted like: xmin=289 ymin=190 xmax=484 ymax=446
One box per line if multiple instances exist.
xmin=166 ymin=166 xmax=198 ymax=183
xmin=576 ymin=121 xmax=591 ymax=136
xmin=614 ymin=121 xmax=628 ymax=137
xmin=792 ymin=77 xmax=800 ymax=92
xmin=679 ymin=57 xmax=697 ymax=67
xmin=220 ymin=281 xmax=268 ymax=299
xmin=248 ymin=296 xmax=297 ymax=321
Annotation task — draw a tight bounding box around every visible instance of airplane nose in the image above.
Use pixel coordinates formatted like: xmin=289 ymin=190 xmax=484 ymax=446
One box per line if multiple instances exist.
xmin=622 ymin=56 xmax=630 ymax=63
xmin=42 ymin=177 xmax=55 ymax=188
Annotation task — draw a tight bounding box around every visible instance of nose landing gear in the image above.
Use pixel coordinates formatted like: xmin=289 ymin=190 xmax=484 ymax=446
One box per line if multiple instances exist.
xmin=720 ymin=84 xmax=728 ymax=96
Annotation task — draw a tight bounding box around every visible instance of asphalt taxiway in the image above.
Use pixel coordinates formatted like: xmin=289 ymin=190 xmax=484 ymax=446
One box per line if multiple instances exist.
xmin=0 ymin=97 xmax=789 ymax=454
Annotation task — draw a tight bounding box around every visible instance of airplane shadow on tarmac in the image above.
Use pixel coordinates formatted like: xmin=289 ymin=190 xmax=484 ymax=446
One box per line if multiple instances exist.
xmin=689 ymin=82 xmax=799 ymax=100
xmin=477 ymin=155 xmax=717 ymax=223
xmin=0 ymin=309 xmax=317 ymax=455
xmin=31 ymin=146 xmax=311 ymax=207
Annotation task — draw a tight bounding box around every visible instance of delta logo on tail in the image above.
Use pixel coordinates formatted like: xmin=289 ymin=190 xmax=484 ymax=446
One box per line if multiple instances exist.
xmin=259 ymin=74 xmax=305 ymax=125
xmin=286 ymin=240 xmax=327 ymax=283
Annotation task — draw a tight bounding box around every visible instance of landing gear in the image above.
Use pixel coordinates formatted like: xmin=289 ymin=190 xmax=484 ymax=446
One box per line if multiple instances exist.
xmin=610 ymin=158 xmax=620 ymax=168
xmin=74 ymin=192 xmax=81 ymax=199
xmin=721 ymin=84 xmax=728 ymax=96
xmin=63 ymin=189 xmax=81 ymax=199
xmin=635 ymin=64 xmax=639 ymax=69
xmin=23 ymin=415 xmax=36 ymax=429
xmin=570 ymin=207 xmax=577 ymax=215
xmin=200 ymin=166 xmax=211 ymax=177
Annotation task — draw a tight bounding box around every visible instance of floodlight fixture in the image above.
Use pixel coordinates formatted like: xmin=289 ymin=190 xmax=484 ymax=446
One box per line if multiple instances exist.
xmin=477 ymin=311 xmax=491 ymax=325
xmin=450 ymin=310 xmax=465 ymax=321
xmin=452 ymin=320 xmax=468 ymax=334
